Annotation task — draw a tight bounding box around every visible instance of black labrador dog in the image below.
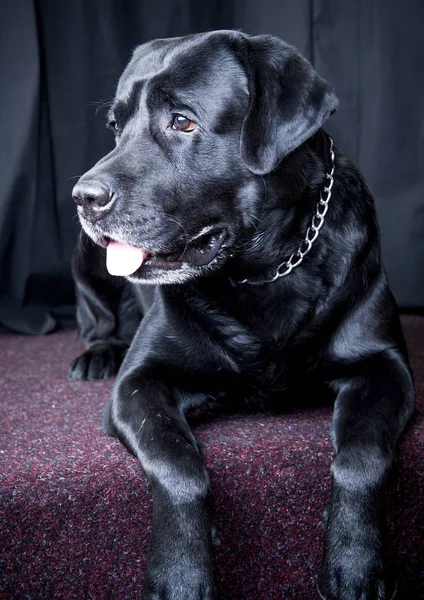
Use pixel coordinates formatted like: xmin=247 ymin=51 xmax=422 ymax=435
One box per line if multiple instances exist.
xmin=70 ymin=31 xmax=414 ymax=600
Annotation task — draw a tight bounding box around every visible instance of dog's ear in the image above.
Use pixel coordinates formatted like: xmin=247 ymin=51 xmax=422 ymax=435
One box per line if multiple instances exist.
xmin=238 ymin=35 xmax=338 ymax=175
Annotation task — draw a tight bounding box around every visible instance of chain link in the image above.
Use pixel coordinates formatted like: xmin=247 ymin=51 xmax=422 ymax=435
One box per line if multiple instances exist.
xmin=240 ymin=136 xmax=335 ymax=285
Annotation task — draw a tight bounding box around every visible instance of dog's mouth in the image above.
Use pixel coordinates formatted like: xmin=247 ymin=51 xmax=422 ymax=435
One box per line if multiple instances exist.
xmin=102 ymin=227 xmax=227 ymax=277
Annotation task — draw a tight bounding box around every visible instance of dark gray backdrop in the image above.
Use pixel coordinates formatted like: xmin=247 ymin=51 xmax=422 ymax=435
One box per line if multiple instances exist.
xmin=1 ymin=0 xmax=423 ymax=333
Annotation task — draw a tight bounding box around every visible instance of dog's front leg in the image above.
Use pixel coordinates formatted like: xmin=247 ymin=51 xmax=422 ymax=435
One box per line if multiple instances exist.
xmin=110 ymin=371 xmax=218 ymax=600
xmin=319 ymin=352 xmax=414 ymax=600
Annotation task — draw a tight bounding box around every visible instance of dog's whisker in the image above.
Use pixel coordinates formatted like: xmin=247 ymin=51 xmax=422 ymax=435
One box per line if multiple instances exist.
xmin=164 ymin=215 xmax=190 ymax=260
xmin=88 ymin=98 xmax=115 ymax=116
xmin=78 ymin=228 xmax=89 ymax=253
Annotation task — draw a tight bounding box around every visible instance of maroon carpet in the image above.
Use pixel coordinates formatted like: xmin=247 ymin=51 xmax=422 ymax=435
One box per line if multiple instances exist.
xmin=0 ymin=316 xmax=423 ymax=599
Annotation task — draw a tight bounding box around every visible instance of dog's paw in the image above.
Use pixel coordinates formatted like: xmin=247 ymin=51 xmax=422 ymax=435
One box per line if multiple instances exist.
xmin=68 ymin=343 xmax=126 ymax=381
xmin=318 ymin=507 xmax=396 ymax=600
xmin=142 ymin=541 xmax=219 ymax=600
xmin=142 ymin=568 xmax=219 ymax=600
xmin=318 ymin=566 xmax=396 ymax=600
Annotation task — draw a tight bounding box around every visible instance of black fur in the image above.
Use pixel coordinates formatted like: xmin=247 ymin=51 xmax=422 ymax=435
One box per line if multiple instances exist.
xmin=70 ymin=31 xmax=414 ymax=600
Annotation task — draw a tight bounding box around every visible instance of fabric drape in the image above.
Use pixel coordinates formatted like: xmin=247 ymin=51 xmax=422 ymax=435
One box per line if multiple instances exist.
xmin=0 ymin=0 xmax=422 ymax=333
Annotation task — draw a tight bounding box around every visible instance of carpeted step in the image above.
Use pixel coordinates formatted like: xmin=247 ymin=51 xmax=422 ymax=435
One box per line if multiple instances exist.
xmin=0 ymin=316 xmax=423 ymax=599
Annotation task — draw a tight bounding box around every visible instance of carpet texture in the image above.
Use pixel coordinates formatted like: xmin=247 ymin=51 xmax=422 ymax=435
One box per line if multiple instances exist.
xmin=0 ymin=316 xmax=423 ymax=599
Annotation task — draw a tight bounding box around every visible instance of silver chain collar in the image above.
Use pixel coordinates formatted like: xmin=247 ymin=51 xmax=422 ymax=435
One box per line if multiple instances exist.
xmin=239 ymin=136 xmax=335 ymax=285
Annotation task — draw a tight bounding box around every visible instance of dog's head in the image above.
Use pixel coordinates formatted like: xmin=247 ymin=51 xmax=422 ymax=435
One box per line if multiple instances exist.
xmin=73 ymin=31 xmax=338 ymax=284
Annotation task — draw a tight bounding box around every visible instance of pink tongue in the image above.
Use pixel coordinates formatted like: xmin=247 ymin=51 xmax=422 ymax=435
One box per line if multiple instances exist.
xmin=106 ymin=240 xmax=146 ymax=276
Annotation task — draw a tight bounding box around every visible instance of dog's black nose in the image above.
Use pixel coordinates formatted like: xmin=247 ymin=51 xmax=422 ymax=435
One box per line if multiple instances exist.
xmin=72 ymin=181 xmax=113 ymax=210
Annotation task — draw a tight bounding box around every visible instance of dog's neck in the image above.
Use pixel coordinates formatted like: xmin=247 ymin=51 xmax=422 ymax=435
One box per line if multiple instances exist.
xmin=229 ymin=130 xmax=331 ymax=285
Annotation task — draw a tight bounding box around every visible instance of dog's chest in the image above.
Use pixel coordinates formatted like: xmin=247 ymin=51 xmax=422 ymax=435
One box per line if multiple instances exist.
xmin=177 ymin=281 xmax=320 ymax=395
xmin=197 ymin=296 xmax=306 ymax=388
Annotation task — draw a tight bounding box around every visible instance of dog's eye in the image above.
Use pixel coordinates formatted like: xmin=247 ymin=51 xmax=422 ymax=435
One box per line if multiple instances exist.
xmin=107 ymin=120 xmax=119 ymax=133
xmin=172 ymin=114 xmax=196 ymax=132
